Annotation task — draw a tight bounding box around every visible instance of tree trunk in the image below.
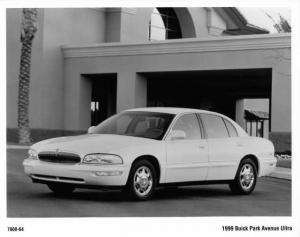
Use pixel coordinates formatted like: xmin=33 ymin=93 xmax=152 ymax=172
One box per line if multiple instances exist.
xmin=17 ymin=8 xmax=37 ymax=145
xmin=17 ymin=39 xmax=33 ymax=144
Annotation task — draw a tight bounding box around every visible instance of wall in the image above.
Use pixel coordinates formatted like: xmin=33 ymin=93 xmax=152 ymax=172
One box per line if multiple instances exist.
xmin=7 ymin=7 xmax=229 ymax=133
xmin=105 ymin=8 xmax=154 ymax=42
xmin=120 ymin=8 xmax=153 ymax=42
xmin=269 ymin=48 xmax=291 ymax=152
xmin=105 ymin=8 xmax=122 ymax=42
xmin=7 ymin=8 xmax=106 ymax=137
xmin=62 ymin=34 xmax=291 ymax=133
xmin=206 ymin=8 xmax=227 ymax=36
xmin=105 ymin=7 xmax=223 ymax=43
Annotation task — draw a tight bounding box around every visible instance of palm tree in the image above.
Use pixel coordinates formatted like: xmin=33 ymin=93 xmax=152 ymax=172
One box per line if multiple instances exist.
xmin=263 ymin=10 xmax=291 ymax=33
xmin=17 ymin=8 xmax=38 ymax=144
xmin=278 ymin=15 xmax=291 ymax=33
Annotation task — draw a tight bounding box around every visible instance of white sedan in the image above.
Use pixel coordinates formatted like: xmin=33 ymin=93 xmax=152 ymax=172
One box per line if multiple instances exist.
xmin=23 ymin=107 xmax=277 ymax=200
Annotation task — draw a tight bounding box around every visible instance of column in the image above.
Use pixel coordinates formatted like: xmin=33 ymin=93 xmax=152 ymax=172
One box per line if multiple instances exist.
xmin=235 ymin=99 xmax=245 ymax=128
xmin=116 ymin=71 xmax=147 ymax=112
xmin=63 ymin=64 xmax=92 ymax=132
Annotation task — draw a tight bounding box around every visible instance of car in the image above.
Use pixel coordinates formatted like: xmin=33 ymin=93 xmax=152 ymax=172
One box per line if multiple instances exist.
xmin=23 ymin=107 xmax=277 ymax=200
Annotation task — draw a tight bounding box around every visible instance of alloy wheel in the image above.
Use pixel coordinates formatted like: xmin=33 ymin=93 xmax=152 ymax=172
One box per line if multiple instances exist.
xmin=239 ymin=163 xmax=255 ymax=191
xmin=133 ymin=166 xmax=153 ymax=197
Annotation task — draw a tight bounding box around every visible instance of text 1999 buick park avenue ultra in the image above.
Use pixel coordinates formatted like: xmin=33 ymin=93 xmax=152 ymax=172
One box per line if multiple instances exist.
xmin=23 ymin=107 xmax=277 ymax=201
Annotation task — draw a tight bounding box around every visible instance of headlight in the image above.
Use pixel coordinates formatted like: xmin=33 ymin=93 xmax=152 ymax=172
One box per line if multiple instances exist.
xmin=28 ymin=149 xmax=38 ymax=160
xmin=83 ymin=154 xmax=123 ymax=165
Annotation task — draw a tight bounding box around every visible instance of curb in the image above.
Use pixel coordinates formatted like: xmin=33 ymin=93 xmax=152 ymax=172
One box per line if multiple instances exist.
xmin=7 ymin=145 xmax=30 ymax=150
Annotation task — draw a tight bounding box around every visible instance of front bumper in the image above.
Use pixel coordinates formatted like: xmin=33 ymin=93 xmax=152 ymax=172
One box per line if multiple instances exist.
xmin=23 ymin=158 xmax=130 ymax=187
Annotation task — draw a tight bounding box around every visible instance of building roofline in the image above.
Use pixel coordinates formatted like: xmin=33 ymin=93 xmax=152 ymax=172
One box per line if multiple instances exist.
xmin=62 ymin=33 xmax=291 ymax=59
xmin=224 ymin=7 xmax=270 ymax=34
xmin=245 ymin=110 xmax=269 ymax=120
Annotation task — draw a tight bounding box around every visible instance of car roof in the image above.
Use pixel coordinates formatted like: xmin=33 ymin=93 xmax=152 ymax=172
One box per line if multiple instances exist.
xmin=125 ymin=107 xmax=221 ymax=115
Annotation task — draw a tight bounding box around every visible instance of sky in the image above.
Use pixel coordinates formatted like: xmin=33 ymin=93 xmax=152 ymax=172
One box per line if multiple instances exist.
xmin=238 ymin=8 xmax=291 ymax=33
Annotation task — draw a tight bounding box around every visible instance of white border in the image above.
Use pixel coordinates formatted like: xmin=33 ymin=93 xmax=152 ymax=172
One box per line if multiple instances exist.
xmin=1 ymin=1 xmax=299 ymax=237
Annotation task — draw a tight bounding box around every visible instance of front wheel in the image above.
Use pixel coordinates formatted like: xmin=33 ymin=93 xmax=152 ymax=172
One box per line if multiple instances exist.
xmin=229 ymin=158 xmax=257 ymax=195
xmin=47 ymin=183 xmax=75 ymax=195
xmin=125 ymin=160 xmax=157 ymax=201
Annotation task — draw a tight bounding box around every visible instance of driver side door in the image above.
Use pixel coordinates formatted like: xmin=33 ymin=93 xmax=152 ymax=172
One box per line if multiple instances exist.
xmin=165 ymin=113 xmax=209 ymax=183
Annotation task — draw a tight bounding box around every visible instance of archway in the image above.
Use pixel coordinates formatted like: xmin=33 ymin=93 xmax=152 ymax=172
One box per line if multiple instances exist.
xmin=148 ymin=8 xmax=196 ymax=40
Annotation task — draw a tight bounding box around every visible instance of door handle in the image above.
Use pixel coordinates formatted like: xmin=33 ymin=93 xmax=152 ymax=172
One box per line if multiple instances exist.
xmin=198 ymin=145 xmax=206 ymax=149
xmin=236 ymin=143 xmax=243 ymax=147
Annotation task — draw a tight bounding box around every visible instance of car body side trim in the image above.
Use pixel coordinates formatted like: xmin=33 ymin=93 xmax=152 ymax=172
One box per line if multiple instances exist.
xmin=159 ymin=179 xmax=234 ymax=187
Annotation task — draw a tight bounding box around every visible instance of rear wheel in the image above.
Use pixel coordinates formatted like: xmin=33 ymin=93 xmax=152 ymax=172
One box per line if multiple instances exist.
xmin=229 ymin=158 xmax=257 ymax=195
xmin=47 ymin=183 xmax=75 ymax=195
xmin=125 ymin=160 xmax=157 ymax=201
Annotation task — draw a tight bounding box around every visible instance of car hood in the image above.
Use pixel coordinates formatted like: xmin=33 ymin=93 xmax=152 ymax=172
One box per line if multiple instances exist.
xmin=31 ymin=134 xmax=157 ymax=156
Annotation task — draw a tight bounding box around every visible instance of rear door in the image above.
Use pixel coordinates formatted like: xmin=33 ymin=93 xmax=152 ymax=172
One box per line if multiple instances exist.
xmin=199 ymin=113 xmax=243 ymax=180
xmin=165 ymin=113 xmax=209 ymax=183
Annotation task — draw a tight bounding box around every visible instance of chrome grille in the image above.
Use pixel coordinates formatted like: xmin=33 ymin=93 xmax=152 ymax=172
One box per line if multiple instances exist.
xmin=38 ymin=151 xmax=81 ymax=164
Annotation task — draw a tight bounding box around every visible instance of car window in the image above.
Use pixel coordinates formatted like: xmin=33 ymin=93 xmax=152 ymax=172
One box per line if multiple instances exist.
xmin=172 ymin=114 xmax=202 ymax=140
xmin=134 ymin=120 xmax=149 ymax=133
xmin=200 ymin=114 xmax=229 ymax=139
xmin=92 ymin=111 xmax=174 ymax=140
xmin=115 ymin=115 xmax=132 ymax=134
xmin=134 ymin=117 xmax=162 ymax=133
xmin=223 ymin=119 xmax=238 ymax=137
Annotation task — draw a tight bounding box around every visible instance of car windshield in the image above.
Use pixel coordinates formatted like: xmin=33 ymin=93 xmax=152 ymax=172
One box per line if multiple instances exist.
xmin=91 ymin=111 xmax=175 ymax=140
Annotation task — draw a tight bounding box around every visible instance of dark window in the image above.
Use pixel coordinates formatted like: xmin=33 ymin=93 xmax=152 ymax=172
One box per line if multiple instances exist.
xmin=200 ymin=114 xmax=229 ymax=139
xmin=172 ymin=114 xmax=202 ymax=140
xmin=223 ymin=119 xmax=238 ymax=137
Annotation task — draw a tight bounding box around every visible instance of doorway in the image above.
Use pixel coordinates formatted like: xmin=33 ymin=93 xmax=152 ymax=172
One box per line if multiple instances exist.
xmin=85 ymin=74 xmax=117 ymax=126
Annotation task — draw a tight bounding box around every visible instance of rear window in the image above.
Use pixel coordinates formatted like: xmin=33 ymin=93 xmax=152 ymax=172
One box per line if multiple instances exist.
xmin=200 ymin=114 xmax=229 ymax=139
xmin=223 ymin=119 xmax=238 ymax=137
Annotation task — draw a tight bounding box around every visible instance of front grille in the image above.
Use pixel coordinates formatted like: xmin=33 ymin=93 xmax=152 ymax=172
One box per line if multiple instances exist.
xmin=38 ymin=151 xmax=81 ymax=164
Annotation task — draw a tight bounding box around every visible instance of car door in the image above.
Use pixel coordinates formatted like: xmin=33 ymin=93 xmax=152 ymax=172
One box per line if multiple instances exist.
xmin=199 ymin=113 xmax=243 ymax=181
xmin=165 ymin=113 xmax=209 ymax=183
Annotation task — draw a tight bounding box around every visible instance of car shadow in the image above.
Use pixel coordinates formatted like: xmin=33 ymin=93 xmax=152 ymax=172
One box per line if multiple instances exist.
xmin=154 ymin=186 xmax=233 ymax=200
xmin=32 ymin=185 xmax=246 ymax=202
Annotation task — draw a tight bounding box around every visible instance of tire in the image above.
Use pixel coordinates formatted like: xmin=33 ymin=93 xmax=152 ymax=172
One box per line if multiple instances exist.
xmin=47 ymin=183 xmax=75 ymax=195
xmin=125 ymin=160 xmax=157 ymax=201
xmin=229 ymin=158 xmax=257 ymax=195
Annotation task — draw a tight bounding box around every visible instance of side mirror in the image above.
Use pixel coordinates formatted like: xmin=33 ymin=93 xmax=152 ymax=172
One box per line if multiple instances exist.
xmin=87 ymin=126 xmax=96 ymax=134
xmin=169 ymin=129 xmax=186 ymax=141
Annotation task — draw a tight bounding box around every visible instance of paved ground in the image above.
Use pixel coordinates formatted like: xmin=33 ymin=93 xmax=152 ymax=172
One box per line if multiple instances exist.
xmin=7 ymin=149 xmax=291 ymax=217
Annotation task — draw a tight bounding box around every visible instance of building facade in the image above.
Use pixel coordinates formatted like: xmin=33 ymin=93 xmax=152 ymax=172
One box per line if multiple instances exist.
xmin=6 ymin=8 xmax=291 ymax=152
